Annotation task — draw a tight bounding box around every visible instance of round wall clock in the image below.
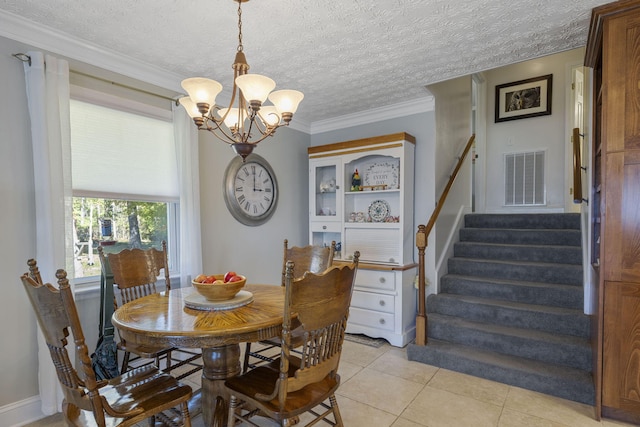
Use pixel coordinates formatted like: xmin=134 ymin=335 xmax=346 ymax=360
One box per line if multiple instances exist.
xmin=223 ymin=153 xmax=278 ymax=226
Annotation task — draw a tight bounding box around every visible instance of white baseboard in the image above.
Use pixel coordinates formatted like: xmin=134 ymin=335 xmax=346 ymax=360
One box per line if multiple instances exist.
xmin=1 ymin=395 xmax=47 ymax=427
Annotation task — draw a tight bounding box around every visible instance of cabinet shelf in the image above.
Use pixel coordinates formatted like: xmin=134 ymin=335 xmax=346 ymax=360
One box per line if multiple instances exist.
xmin=344 ymin=222 xmax=401 ymax=229
xmin=345 ymin=189 xmax=401 ymax=195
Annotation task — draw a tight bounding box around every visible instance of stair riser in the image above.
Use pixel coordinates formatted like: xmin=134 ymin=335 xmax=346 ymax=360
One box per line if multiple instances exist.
xmin=440 ymin=276 xmax=583 ymax=309
xmin=428 ymin=319 xmax=592 ymax=371
xmin=464 ymin=213 xmax=581 ymax=230
xmin=448 ymin=259 xmax=583 ymax=286
xmin=454 ymin=243 xmax=582 ymax=265
xmin=427 ymin=295 xmax=590 ymax=337
xmin=407 ymin=344 xmax=594 ymax=405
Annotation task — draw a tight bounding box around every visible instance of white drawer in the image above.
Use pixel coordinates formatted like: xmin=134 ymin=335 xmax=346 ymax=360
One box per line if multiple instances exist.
xmin=352 ymin=290 xmax=394 ymax=314
xmin=349 ymin=307 xmax=395 ymax=331
xmin=355 ymin=269 xmax=395 ymax=291
xmin=311 ymin=222 xmax=341 ymax=233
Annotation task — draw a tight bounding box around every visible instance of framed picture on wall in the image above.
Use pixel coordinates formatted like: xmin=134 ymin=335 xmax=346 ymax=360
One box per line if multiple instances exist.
xmin=495 ymin=74 xmax=552 ymax=123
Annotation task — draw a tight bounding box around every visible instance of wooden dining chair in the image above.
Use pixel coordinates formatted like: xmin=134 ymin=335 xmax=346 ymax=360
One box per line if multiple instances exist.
xmin=242 ymin=239 xmax=336 ymax=373
xmin=98 ymin=242 xmax=203 ymax=380
xmin=226 ymin=251 xmax=359 ymax=426
xmin=280 ymin=239 xmax=337 ymax=286
xmin=20 ymin=259 xmax=192 ymax=427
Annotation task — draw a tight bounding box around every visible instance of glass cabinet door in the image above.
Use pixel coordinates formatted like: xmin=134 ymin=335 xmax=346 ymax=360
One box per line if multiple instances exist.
xmin=309 ymin=158 xmax=341 ymax=222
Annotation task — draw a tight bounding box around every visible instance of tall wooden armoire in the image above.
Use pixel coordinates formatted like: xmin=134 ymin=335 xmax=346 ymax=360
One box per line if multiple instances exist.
xmin=585 ymin=0 xmax=640 ymax=423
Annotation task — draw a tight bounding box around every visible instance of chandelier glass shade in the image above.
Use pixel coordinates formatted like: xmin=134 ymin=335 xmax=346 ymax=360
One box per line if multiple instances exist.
xmin=179 ymin=0 xmax=303 ymax=159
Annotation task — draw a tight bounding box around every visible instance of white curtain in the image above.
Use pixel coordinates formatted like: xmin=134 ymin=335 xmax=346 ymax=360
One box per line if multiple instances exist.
xmin=23 ymin=51 xmax=74 ymax=415
xmin=173 ymin=103 xmax=203 ymax=285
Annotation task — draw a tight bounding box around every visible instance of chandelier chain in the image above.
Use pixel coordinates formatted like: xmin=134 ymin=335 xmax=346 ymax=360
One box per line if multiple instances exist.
xmin=237 ymin=1 xmax=243 ymax=52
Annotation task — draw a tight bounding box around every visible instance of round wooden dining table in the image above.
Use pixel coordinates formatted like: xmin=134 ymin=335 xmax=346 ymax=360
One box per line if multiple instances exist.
xmin=112 ymin=283 xmax=285 ymax=427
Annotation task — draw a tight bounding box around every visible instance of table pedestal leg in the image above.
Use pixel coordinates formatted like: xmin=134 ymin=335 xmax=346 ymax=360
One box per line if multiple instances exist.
xmin=201 ymin=344 xmax=241 ymax=427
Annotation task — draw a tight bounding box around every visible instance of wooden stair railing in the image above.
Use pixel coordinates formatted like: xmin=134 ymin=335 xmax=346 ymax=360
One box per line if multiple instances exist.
xmin=415 ymin=134 xmax=475 ymax=346
xmin=572 ymin=127 xmax=586 ymax=204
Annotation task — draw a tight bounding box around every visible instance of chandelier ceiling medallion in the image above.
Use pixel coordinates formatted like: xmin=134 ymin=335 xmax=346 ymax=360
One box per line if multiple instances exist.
xmin=179 ymin=0 xmax=304 ymax=160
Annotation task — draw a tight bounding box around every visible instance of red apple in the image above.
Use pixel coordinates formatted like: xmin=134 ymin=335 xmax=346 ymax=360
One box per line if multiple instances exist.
xmin=224 ymin=271 xmax=237 ymax=283
xmin=194 ymin=274 xmax=207 ymax=283
xmin=228 ymin=275 xmax=243 ymax=282
xmin=203 ymin=275 xmax=216 ymax=284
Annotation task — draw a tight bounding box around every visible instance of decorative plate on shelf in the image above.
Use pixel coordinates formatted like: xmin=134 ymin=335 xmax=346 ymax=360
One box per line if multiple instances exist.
xmin=368 ymin=199 xmax=391 ymax=222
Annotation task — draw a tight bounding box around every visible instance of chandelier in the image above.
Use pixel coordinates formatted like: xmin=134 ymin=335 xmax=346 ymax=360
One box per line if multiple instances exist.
xmin=178 ymin=0 xmax=304 ymax=160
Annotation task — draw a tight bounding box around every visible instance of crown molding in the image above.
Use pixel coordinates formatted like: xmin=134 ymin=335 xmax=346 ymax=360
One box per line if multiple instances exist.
xmin=309 ymin=96 xmax=435 ymax=135
xmin=0 ymin=9 xmax=183 ymax=93
xmin=1 ymin=9 xmax=433 ymax=136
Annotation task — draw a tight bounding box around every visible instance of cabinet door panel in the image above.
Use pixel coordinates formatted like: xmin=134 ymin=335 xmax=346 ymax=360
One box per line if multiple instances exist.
xmin=604 ymin=152 xmax=624 ymax=282
xmin=621 ymin=158 xmax=640 ymax=282
xmin=345 ymin=228 xmax=400 ymax=264
xmin=603 ymin=281 xmax=640 ymax=410
xmin=623 ymin=15 xmax=640 ymax=150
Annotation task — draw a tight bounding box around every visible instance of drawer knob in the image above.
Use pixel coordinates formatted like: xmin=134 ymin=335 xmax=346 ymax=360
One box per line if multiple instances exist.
xmin=379 ymin=300 xmax=385 ymax=306
xmin=322 ymin=225 xmax=327 ymax=230
xmin=379 ymin=318 xmax=386 ymax=325
xmin=389 ymin=257 xmax=395 ymax=263
xmin=379 ymin=277 xmax=386 ymax=283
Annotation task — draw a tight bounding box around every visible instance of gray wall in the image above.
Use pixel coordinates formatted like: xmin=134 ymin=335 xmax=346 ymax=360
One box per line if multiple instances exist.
xmin=482 ymin=48 xmax=585 ymax=213
xmin=199 ymin=127 xmax=311 ymax=285
xmin=0 ymin=35 xmax=40 ymax=411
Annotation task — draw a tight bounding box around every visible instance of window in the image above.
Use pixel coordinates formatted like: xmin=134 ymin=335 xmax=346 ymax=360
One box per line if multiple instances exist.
xmin=70 ymin=88 xmax=179 ymax=279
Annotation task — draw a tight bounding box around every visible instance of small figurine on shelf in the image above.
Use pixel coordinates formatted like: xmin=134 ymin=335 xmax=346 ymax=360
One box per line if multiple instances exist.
xmin=351 ymin=169 xmax=362 ymax=191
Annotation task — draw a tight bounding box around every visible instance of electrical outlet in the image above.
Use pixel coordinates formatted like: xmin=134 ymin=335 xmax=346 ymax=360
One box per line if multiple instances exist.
xmin=414 ymin=275 xmax=430 ymax=289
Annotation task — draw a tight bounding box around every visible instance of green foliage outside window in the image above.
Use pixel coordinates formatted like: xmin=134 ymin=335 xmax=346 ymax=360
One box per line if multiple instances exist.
xmin=73 ymin=197 xmax=169 ymax=278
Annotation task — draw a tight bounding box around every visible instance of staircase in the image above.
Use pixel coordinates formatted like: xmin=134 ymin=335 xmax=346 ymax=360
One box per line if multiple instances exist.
xmin=407 ymin=213 xmax=594 ymax=405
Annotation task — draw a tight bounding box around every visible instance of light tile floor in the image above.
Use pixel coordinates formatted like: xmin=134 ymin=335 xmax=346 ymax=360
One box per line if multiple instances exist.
xmin=25 ymin=340 xmax=639 ymax=427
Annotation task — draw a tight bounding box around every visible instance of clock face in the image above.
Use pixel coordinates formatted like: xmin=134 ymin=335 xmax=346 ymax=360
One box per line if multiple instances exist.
xmin=223 ymin=154 xmax=278 ymax=226
xmin=233 ymin=162 xmax=275 ymax=217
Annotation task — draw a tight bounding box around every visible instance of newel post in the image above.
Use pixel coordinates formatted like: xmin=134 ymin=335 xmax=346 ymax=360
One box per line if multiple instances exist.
xmin=415 ymin=224 xmax=427 ymax=345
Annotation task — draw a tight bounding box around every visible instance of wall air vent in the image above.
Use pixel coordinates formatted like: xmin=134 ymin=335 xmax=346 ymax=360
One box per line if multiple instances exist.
xmin=504 ymin=150 xmax=545 ymax=206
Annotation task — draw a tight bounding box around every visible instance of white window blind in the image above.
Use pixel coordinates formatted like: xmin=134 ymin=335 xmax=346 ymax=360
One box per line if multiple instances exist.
xmin=70 ymin=99 xmax=178 ymax=200
xmin=504 ymin=150 xmax=545 ymax=206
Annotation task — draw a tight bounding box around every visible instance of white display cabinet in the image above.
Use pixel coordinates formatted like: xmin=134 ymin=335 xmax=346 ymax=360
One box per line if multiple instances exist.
xmin=308 ymin=133 xmax=417 ymax=346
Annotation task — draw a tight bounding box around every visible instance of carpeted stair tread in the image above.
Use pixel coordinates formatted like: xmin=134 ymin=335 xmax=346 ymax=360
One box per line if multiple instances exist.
xmin=440 ymin=274 xmax=583 ymax=309
xmin=459 ymin=228 xmax=581 ymax=246
xmin=464 ymin=213 xmax=581 ymax=230
xmin=454 ymin=241 xmax=582 ymax=264
xmin=406 ymin=339 xmax=594 ymax=405
xmin=447 ymin=257 xmax=583 ymax=286
xmin=427 ymin=313 xmax=591 ymax=371
xmin=427 ymin=293 xmax=590 ymax=337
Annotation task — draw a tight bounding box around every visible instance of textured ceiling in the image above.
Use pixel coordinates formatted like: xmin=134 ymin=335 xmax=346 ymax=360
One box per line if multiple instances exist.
xmin=0 ymin=0 xmax=611 ymax=127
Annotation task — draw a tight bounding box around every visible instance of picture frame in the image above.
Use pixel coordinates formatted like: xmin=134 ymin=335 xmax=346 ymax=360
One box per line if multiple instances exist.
xmin=495 ymin=74 xmax=552 ymax=123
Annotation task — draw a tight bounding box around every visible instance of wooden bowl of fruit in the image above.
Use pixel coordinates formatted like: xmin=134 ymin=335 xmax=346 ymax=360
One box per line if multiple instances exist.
xmin=192 ymin=271 xmax=246 ymax=301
